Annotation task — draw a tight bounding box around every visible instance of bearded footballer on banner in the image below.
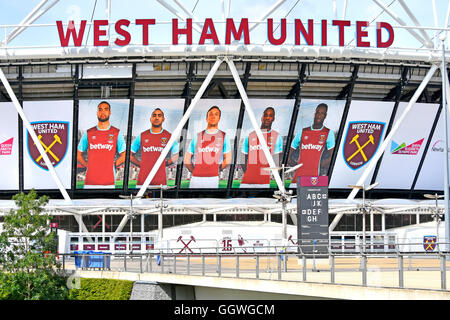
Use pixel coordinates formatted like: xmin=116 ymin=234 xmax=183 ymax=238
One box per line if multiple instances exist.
xmin=77 ymin=101 xmax=126 ymax=188
xmin=130 ymin=108 xmax=179 ymax=187
xmin=184 ymin=106 xmax=231 ymax=188
xmin=288 ymin=103 xmax=335 ymax=188
xmin=240 ymin=107 xmax=283 ymax=188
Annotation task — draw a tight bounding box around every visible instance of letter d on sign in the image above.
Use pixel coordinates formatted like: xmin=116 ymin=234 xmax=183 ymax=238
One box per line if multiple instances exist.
xmin=376 ymin=22 xmax=394 ymax=48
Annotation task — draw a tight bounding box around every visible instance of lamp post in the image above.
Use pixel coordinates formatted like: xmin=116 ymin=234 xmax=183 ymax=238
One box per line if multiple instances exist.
xmin=267 ymin=163 xmax=303 ymax=240
xmin=424 ymin=193 xmax=444 ymax=251
xmin=440 ymin=33 xmax=450 ymax=255
xmin=348 ymin=182 xmax=379 ymax=253
xmin=146 ymin=185 xmax=175 ymax=241
xmin=119 ymin=194 xmax=142 ymax=254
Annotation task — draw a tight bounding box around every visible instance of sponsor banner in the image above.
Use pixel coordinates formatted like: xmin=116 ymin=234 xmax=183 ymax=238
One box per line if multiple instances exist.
xmin=376 ymin=102 xmax=439 ymax=189
xmin=415 ymin=109 xmax=450 ymax=191
xmin=0 ymin=103 xmax=19 ymax=190
xmin=181 ymin=99 xmax=241 ymax=189
xmin=297 ymin=176 xmax=329 ymax=254
xmin=330 ymin=101 xmax=394 ymax=188
xmin=0 ymin=138 xmax=14 ymax=155
xmin=390 ymin=138 xmax=424 ymax=155
xmin=129 ymin=99 xmax=184 ymax=189
xmin=234 ymin=99 xmax=294 ymax=188
xmin=23 ymin=101 xmax=73 ymax=189
xmin=288 ymin=99 xmax=345 ymax=188
xmin=76 ymin=99 xmax=129 ymax=189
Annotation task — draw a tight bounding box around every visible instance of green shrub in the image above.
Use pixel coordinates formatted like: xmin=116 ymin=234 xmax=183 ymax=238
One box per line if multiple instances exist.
xmin=69 ymin=278 xmax=134 ymax=300
xmin=0 ymin=271 xmax=69 ymax=300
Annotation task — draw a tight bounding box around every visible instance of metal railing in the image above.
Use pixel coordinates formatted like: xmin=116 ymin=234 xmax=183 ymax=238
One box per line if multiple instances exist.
xmin=59 ymin=240 xmax=450 ymax=292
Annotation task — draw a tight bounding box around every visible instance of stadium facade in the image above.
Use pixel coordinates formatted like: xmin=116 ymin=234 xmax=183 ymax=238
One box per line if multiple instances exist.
xmin=0 ymin=0 xmax=450 ymax=253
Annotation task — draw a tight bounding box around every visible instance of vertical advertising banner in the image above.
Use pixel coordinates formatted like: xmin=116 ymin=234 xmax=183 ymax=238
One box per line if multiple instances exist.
xmin=297 ymin=176 xmax=329 ymax=254
xmin=129 ymin=99 xmax=184 ymax=188
xmin=234 ymin=99 xmax=294 ymax=189
xmin=329 ymin=101 xmax=395 ymax=188
xmin=181 ymin=99 xmax=241 ymax=189
xmin=415 ymin=108 xmax=450 ymax=190
xmin=23 ymin=100 xmax=73 ymax=189
xmin=0 ymin=103 xmax=19 ymax=190
xmin=77 ymin=99 xmax=129 ymax=189
xmin=376 ymin=102 xmax=439 ymax=189
xmin=287 ymin=99 xmax=345 ymax=188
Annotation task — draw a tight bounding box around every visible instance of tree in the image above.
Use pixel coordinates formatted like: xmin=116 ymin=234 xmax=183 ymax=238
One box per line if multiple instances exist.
xmin=0 ymin=190 xmax=69 ymax=300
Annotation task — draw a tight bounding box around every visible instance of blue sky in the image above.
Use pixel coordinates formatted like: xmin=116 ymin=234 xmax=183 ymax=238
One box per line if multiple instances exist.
xmin=0 ymin=0 xmax=449 ymax=49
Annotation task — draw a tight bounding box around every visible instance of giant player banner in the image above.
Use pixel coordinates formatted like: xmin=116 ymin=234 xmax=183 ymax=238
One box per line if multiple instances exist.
xmin=287 ymin=99 xmax=345 ymax=188
xmin=0 ymin=97 xmax=447 ymax=193
xmin=76 ymin=99 xmax=130 ymax=189
xmin=181 ymin=99 xmax=241 ymax=189
xmin=234 ymin=99 xmax=294 ymax=189
xmin=128 ymin=99 xmax=184 ymax=188
xmin=0 ymin=102 xmax=19 ymax=190
xmin=24 ymin=101 xmax=73 ymax=190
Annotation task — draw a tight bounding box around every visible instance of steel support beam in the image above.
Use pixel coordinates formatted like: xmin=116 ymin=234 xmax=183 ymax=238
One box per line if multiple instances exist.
xmin=372 ymin=0 xmax=433 ymax=48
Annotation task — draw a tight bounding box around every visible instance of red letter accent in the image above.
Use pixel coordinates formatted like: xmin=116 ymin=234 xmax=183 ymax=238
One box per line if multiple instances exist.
xmin=377 ymin=22 xmax=394 ymax=48
xmin=332 ymin=20 xmax=351 ymax=46
xmin=321 ymin=20 xmax=327 ymax=46
xmin=199 ymin=18 xmax=220 ymax=45
xmin=173 ymin=18 xmax=192 ymax=45
xmin=225 ymin=18 xmax=250 ymax=44
xmin=136 ymin=19 xmax=156 ymax=45
xmin=115 ymin=19 xmax=131 ymax=46
xmin=94 ymin=20 xmax=109 ymax=46
xmin=295 ymin=19 xmax=314 ymax=45
xmin=267 ymin=19 xmax=286 ymax=45
xmin=56 ymin=20 xmax=86 ymax=47
xmin=356 ymin=21 xmax=370 ymax=47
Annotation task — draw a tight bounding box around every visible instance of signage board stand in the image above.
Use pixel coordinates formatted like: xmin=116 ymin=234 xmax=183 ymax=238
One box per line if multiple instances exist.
xmin=297 ymin=176 xmax=329 ymax=256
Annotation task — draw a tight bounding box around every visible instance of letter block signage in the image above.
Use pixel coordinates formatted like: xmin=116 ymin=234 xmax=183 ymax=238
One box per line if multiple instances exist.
xmin=297 ymin=176 xmax=329 ymax=254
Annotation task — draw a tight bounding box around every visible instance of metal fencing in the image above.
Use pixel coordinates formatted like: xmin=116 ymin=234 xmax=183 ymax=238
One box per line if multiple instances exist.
xmin=58 ymin=241 xmax=450 ymax=292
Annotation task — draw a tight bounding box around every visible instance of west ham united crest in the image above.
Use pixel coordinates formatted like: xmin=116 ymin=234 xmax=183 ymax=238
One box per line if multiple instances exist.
xmin=27 ymin=121 xmax=69 ymax=171
xmin=343 ymin=121 xmax=385 ymax=170
xmin=423 ymin=235 xmax=437 ymax=252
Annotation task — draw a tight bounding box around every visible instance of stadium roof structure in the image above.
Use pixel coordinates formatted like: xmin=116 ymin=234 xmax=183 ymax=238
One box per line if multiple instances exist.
xmin=0 ymin=1 xmax=450 ymax=233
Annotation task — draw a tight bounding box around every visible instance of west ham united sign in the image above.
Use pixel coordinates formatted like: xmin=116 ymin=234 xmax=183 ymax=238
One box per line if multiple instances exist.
xmin=343 ymin=121 xmax=385 ymax=170
xmin=27 ymin=121 xmax=69 ymax=170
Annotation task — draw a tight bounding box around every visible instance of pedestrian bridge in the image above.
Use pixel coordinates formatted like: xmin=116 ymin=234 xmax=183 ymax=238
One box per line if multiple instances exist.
xmin=64 ymin=250 xmax=450 ymax=300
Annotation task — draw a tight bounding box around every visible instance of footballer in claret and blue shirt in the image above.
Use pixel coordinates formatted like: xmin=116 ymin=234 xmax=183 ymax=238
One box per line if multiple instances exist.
xmin=130 ymin=108 xmax=179 ymax=187
xmin=288 ymin=103 xmax=335 ymax=188
xmin=240 ymin=107 xmax=283 ymax=188
xmin=77 ymin=101 xmax=126 ymax=188
xmin=184 ymin=106 xmax=231 ymax=188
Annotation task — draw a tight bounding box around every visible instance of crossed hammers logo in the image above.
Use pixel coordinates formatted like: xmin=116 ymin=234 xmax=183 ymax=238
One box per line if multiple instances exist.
xmin=35 ymin=134 xmax=62 ymax=162
xmin=424 ymin=239 xmax=436 ymax=251
xmin=177 ymin=235 xmax=196 ymax=253
xmin=347 ymin=134 xmax=374 ymax=162
xmin=288 ymin=235 xmax=298 ymax=245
